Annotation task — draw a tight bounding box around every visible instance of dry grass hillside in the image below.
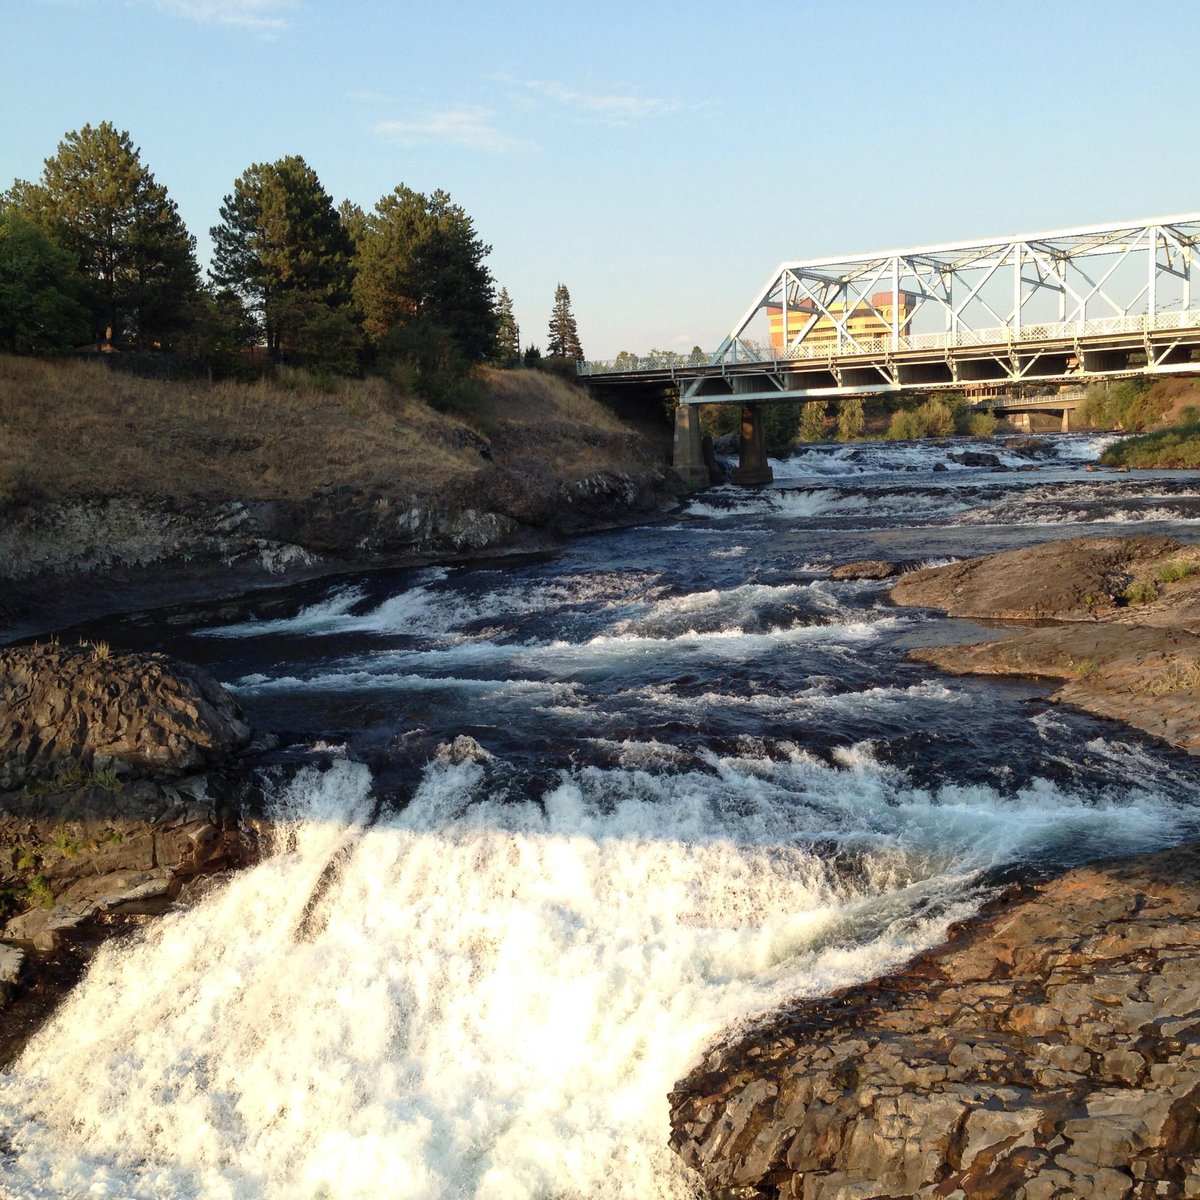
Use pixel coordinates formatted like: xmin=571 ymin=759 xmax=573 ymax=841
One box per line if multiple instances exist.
xmin=0 ymin=357 xmax=659 ymax=508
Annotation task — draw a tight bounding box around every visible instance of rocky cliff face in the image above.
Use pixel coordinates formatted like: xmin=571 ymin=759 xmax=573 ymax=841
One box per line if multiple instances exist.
xmin=670 ymin=844 xmax=1200 ymax=1199
xmin=0 ymin=466 xmax=680 ymax=638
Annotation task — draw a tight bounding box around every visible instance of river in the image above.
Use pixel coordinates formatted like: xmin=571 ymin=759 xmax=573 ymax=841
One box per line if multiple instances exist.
xmin=3 ymin=433 xmax=1200 ymax=1199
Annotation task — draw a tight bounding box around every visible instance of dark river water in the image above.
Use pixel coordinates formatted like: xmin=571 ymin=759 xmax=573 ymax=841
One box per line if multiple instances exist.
xmin=3 ymin=434 xmax=1200 ymax=1199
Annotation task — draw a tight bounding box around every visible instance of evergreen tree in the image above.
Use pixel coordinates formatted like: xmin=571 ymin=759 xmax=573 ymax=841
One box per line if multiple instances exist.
xmin=352 ymin=184 xmax=497 ymax=363
xmin=546 ymin=283 xmax=583 ymax=360
xmin=0 ymin=208 xmax=88 ymax=354
xmin=837 ymin=396 xmax=865 ymax=441
xmin=210 ymin=155 xmax=355 ymax=361
xmin=7 ymin=121 xmax=199 ymax=347
xmin=494 ymin=287 xmax=519 ymax=364
xmin=799 ymin=400 xmax=827 ymax=441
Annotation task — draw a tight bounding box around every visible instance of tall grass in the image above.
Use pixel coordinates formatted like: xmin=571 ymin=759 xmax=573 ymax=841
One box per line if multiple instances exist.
xmin=0 ymin=357 xmax=646 ymax=508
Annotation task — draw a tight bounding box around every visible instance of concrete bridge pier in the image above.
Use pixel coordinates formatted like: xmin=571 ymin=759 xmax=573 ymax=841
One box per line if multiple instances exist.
xmin=672 ymin=403 xmax=710 ymax=489
xmin=731 ymin=403 xmax=774 ymax=487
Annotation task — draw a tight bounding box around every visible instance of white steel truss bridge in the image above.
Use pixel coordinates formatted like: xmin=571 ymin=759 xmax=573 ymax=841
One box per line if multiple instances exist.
xmin=580 ymin=213 xmax=1200 ymax=405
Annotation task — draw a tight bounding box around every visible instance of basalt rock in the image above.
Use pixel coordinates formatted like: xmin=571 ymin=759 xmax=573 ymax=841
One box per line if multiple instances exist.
xmin=669 ymin=843 xmax=1200 ymax=1199
xmin=830 ymin=560 xmax=913 ymax=581
xmin=889 ymin=536 xmax=1200 ymax=754
xmin=0 ymin=642 xmax=252 ymax=790
xmin=890 ymin=535 xmax=1194 ymax=623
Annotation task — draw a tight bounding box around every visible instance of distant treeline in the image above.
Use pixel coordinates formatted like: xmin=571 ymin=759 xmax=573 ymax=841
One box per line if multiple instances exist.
xmin=0 ymin=122 xmax=584 ymax=400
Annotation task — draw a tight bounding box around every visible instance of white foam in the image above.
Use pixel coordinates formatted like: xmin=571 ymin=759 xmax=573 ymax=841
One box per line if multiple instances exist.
xmin=3 ymin=750 xmax=1194 ymax=1200
xmin=202 ymin=572 xmax=665 ymax=642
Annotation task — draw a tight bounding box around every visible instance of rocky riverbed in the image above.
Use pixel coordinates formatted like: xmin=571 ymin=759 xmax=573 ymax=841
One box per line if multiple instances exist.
xmin=667 ymin=533 xmax=1200 ymax=1198
xmin=669 ymin=841 xmax=1200 ymax=1200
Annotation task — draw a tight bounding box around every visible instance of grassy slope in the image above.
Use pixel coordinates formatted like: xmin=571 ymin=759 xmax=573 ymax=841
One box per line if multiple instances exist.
xmin=0 ymin=357 xmax=660 ymax=509
xmin=1100 ymin=377 xmax=1200 ymax=468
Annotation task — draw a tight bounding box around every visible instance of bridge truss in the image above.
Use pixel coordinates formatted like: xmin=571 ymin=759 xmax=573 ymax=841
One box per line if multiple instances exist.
xmin=582 ymin=213 xmax=1200 ymax=404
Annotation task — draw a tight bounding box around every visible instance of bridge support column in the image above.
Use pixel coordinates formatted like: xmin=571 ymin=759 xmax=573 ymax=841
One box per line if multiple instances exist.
xmin=731 ymin=404 xmax=774 ymax=487
xmin=1061 ymin=407 xmax=1073 ymax=433
xmin=672 ymin=403 xmax=709 ymax=489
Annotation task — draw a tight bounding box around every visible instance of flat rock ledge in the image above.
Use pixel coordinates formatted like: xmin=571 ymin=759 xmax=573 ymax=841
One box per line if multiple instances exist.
xmin=890 ymin=536 xmax=1200 ymax=754
xmin=669 ymin=843 xmax=1200 ymax=1200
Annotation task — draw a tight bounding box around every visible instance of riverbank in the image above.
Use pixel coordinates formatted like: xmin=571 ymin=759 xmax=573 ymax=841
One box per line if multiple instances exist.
xmin=0 ymin=642 xmax=266 ymax=1065
xmin=670 ymin=838 xmax=1200 ymax=1199
xmin=666 ymin=533 xmax=1200 ymax=1196
xmin=0 ymin=356 xmax=680 ymax=639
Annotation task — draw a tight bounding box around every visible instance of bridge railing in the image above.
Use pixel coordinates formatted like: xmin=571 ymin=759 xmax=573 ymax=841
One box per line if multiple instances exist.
xmin=577 ymin=349 xmax=715 ymax=376
xmin=580 ymin=307 xmax=1200 ymax=376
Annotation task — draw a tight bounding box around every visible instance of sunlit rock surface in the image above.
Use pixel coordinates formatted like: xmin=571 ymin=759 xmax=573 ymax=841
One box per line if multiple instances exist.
xmin=0 ymin=641 xmax=251 ymax=789
xmin=670 ymin=843 xmax=1200 ymax=1199
xmin=891 ymin=536 xmax=1200 ymax=754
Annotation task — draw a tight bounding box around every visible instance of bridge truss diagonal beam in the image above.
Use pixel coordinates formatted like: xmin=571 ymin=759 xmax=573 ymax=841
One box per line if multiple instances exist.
xmin=579 ymin=213 xmax=1200 ymax=404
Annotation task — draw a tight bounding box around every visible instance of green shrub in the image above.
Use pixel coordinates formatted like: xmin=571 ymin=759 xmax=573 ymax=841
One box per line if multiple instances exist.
xmin=1102 ymin=420 xmax=1200 ymax=468
xmin=797 ymin=401 xmax=826 ymax=443
xmin=1157 ymin=560 xmax=1198 ymax=583
xmin=959 ymin=410 xmax=997 ymax=437
xmin=886 ymin=408 xmax=925 ymax=440
xmin=1080 ymin=380 xmax=1165 ymax=432
xmin=1123 ymin=579 xmax=1160 ymax=605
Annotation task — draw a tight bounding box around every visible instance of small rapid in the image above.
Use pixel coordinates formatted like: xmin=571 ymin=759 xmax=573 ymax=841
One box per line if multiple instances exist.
xmin=2 ymin=430 xmax=1199 ymax=1199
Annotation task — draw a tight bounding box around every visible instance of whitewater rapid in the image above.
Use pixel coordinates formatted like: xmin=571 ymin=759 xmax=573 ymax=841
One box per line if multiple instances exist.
xmin=3 ymin=431 xmax=1200 ymax=1199
xmin=5 ymin=748 xmax=1191 ymax=1200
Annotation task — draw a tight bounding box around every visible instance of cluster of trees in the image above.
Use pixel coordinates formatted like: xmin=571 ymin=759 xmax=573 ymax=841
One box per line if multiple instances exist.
xmin=1 ymin=122 xmax=587 ymax=397
xmin=1079 ymin=380 xmax=1166 ymax=432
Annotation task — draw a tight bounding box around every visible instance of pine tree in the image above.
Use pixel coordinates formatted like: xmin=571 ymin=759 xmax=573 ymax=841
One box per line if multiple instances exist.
xmin=210 ymin=155 xmax=355 ymax=361
xmin=351 ymin=184 xmax=497 ymax=363
xmin=7 ymin=122 xmax=199 ymax=347
xmin=546 ymin=283 xmax=583 ymax=360
xmin=494 ymin=287 xmax=519 ymax=363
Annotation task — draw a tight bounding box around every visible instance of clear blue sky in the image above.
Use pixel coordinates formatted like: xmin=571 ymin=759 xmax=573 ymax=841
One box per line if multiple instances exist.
xmin=5 ymin=0 xmax=1199 ymax=360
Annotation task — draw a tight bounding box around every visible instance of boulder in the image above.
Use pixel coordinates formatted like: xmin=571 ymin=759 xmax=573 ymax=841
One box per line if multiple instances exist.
xmin=0 ymin=642 xmax=251 ymax=790
xmin=830 ymin=560 xmax=910 ymax=581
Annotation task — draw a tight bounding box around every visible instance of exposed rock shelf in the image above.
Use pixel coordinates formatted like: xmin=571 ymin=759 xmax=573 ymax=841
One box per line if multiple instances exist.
xmin=891 ymin=536 xmax=1200 ymax=754
xmin=670 ymin=843 xmax=1200 ymax=1199
xmin=0 ymin=467 xmax=680 ymax=640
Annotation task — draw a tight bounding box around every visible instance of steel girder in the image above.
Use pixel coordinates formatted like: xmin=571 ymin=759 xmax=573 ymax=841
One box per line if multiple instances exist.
xmin=710 ymin=213 xmax=1200 ymax=371
xmin=577 ymin=213 xmax=1200 ymax=404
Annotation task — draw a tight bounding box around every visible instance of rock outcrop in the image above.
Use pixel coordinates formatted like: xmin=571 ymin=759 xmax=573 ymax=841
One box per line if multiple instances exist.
xmin=0 ymin=642 xmax=251 ymax=789
xmin=0 ymin=466 xmax=681 ymax=640
xmin=890 ymin=536 xmax=1200 ymax=754
xmin=1 ymin=644 xmax=260 ymax=1013
xmin=670 ymin=843 xmax=1200 ymax=1199
xmin=830 ymin=560 xmax=913 ymax=581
